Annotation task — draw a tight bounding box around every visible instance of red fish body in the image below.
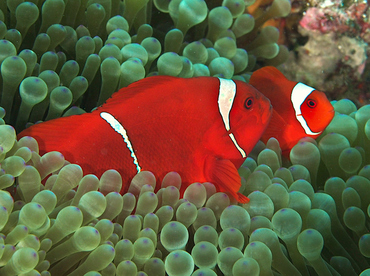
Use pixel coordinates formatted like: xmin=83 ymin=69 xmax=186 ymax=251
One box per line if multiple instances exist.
xmin=18 ymin=76 xmax=272 ymax=203
xmin=249 ymin=66 xmax=335 ymax=154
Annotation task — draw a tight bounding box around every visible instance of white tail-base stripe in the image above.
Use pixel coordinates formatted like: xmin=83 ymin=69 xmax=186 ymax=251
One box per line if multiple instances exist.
xmin=291 ymin=83 xmax=321 ymax=135
xmin=100 ymin=112 xmax=141 ymax=173
xmin=218 ymin=78 xmax=247 ymax=158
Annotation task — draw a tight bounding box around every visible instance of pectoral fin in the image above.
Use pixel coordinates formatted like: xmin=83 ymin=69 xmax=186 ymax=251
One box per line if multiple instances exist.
xmin=204 ymin=156 xmax=249 ymax=204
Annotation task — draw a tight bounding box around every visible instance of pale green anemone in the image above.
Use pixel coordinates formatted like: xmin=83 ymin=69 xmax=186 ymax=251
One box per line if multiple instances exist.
xmin=0 ymin=0 xmax=291 ymax=131
xmin=1 ymin=1 xmax=370 ymax=275
xmin=0 ymin=98 xmax=370 ymax=275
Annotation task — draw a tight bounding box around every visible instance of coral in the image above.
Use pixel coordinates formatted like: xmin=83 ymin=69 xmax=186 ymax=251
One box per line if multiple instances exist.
xmin=279 ymin=0 xmax=370 ymax=105
xmin=0 ymin=99 xmax=370 ymax=274
xmin=0 ymin=0 xmax=291 ymax=131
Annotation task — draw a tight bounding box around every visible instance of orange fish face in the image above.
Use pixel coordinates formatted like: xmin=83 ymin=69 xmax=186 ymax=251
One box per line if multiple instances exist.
xmin=229 ymin=80 xmax=273 ymax=155
xmin=249 ymin=66 xmax=335 ymax=154
xmin=300 ymin=90 xmax=335 ymax=133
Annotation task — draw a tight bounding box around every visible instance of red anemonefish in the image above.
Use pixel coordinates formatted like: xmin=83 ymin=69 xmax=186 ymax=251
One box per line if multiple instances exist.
xmin=249 ymin=66 xmax=335 ymax=154
xmin=18 ymin=76 xmax=273 ymax=203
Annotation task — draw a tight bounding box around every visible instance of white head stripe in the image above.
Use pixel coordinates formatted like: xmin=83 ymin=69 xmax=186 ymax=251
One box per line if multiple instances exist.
xmin=217 ymin=78 xmax=246 ymax=158
xmin=291 ymin=83 xmax=321 ymax=136
xmin=218 ymin=78 xmax=236 ymax=131
xmin=100 ymin=112 xmax=141 ymax=173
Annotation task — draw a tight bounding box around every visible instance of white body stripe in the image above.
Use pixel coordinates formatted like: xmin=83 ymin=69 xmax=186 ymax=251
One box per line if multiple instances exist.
xmin=229 ymin=133 xmax=246 ymax=158
xmin=100 ymin=112 xmax=141 ymax=173
xmin=291 ymin=83 xmax=321 ymax=136
xmin=217 ymin=78 xmax=247 ymax=158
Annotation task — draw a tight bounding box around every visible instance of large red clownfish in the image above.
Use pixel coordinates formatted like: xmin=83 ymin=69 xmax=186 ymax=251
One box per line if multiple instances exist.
xmin=18 ymin=76 xmax=273 ymax=203
xmin=249 ymin=66 xmax=335 ymax=154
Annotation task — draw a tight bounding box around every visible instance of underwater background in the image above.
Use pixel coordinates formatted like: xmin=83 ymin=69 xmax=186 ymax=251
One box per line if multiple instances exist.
xmin=0 ymin=0 xmax=370 ymax=275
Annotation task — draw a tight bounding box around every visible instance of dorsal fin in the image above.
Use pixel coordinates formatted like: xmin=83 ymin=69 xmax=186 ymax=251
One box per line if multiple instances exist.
xmin=97 ymin=76 xmax=179 ymax=110
xmin=249 ymin=66 xmax=297 ymax=108
xmin=17 ymin=113 xmax=94 ymax=157
xmin=250 ymin=66 xmax=286 ymax=83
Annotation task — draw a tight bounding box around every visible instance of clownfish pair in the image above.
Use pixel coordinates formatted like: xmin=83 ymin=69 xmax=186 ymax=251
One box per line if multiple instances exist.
xmin=18 ymin=66 xmax=334 ymax=203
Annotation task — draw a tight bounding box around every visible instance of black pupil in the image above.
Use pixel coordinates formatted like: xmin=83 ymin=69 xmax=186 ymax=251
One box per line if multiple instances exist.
xmin=308 ymin=100 xmax=316 ymax=107
xmin=245 ymin=98 xmax=253 ymax=108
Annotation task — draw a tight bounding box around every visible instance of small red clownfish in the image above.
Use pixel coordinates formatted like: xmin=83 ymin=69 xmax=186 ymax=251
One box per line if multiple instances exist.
xmin=249 ymin=66 xmax=335 ymax=154
xmin=18 ymin=76 xmax=273 ymax=203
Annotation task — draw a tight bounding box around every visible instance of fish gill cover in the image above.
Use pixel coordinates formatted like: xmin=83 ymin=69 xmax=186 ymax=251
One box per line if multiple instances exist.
xmin=0 ymin=0 xmax=370 ymax=275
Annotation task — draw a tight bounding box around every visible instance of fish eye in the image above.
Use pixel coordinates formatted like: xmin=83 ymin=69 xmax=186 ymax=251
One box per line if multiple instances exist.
xmin=307 ymin=99 xmax=317 ymax=108
xmin=244 ymin=97 xmax=254 ymax=109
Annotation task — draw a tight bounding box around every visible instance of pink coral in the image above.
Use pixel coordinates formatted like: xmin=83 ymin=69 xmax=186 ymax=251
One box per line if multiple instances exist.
xmin=300 ymin=7 xmax=349 ymax=33
xmin=300 ymin=3 xmax=370 ymax=40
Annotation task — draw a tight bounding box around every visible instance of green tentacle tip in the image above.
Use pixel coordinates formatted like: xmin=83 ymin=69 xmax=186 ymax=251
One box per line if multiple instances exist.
xmin=192 ymin=268 xmax=217 ymax=276
xmin=119 ymin=58 xmax=145 ymax=88
xmin=165 ymin=250 xmax=194 ymax=276
xmin=194 ymin=225 xmax=219 ymax=246
xmin=343 ymin=206 xmax=367 ymax=236
xmin=86 ymin=3 xmax=106 ymax=36
xmin=244 ymin=170 xmax=272 ymax=194
xmin=217 ymin=246 xmax=244 ymax=275
xmin=31 ymin=190 xmax=57 ymax=214
xmin=44 ymin=206 xmax=83 ymax=244
xmin=106 ymin=15 xmax=129 ymax=33
xmin=175 ymin=0 xmax=207 ymax=35
xmin=39 ymin=0 xmax=65 ymax=33
xmin=45 ymin=86 xmax=73 ymax=120
xmin=46 ymin=24 xmax=66 ymax=50
xmin=72 ymin=226 xmax=102 ymax=251
xmin=133 ymin=237 xmax=155 ymax=264
xmin=218 ymin=227 xmax=244 ymax=250
xmin=0 ymin=107 xmax=5 ymax=119
xmin=214 ymin=37 xmax=237 ymax=59
xmin=78 ymin=191 xmax=107 ymax=223
xmin=0 ymin=40 xmax=17 ymax=63
xmin=0 ymin=247 xmax=39 ymax=274
xmin=223 ymin=0 xmax=246 ymax=18
xmin=191 ymin=241 xmax=218 ymax=269
xmin=339 ymin=147 xmax=362 ymax=174
xmin=0 ymin=125 xmax=16 ymax=153
xmin=1 ymin=155 xmax=26 ymax=177
xmin=360 ymin=269 xmax=370 ymax=276
xmin=232 ymin=14 xmax=255 ymax=37
xmin=207 ymin=7 xmax=233 ymax=42
xmin=209 ymin=57 xmax=234 ymax=78
xmin=359 ymin=234 xmax=370 ymax=258
xmin=19 ymin=77 xmax=48 ymax=105
xmin=176 ymin=201 xmax=197 ymax=228
xmin=143 ymin=257 xmax=165 ymax=275
xmin=157 ymin=52 xmax=183 ymax=76
xmin=272 ymin=208 xmax=302 ymax=237
xmin=183 ymin=182 xmax=207 ymax=208
xmin=232 ymin=257 xmax=260 ymax=276
xmin=160 ymin=221 xmax=188 ymax=251
xmin=59 ymin=60 xmax=79 ymax=87
xmin=183 ymin=41 xmax=208 ymax=64
xmin=18 ymin=202 xmax=47 ymax=231
xmin=1 ymin=55 xmax=27 ymax=85
xmin=297 ymin=229 xmax=323 ymax=261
